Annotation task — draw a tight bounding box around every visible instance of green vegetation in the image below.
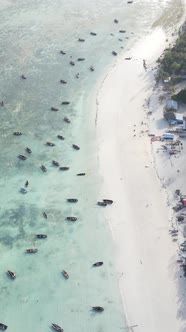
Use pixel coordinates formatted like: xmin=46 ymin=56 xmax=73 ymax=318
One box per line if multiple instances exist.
xmin=172 ymin=88 xmax=186 ymax=103
xmin=157 ymin=25 xmax=186 ymax=82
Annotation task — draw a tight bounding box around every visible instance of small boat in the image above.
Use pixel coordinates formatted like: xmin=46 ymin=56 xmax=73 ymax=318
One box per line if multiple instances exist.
xmin=76 ymin=173 xmax=86 ymax=176
xmin=60 ymin=50 xmax=66 ymax=55
xmin=21 ymin=74 xmax=26 ymax=79
xmin=46 ymin=142 xmax=55 ymax=146
xmin=114 ymin=19 xmax=119 ymax=23
xmin=25 ymin=180 xmax=29 ymax=187
xmin=103 ymin=199 xmax=113 ymax=204
xmin=72 ymin=144 xmax=80 ymax=150
xmin=125 ymin=57 xmax=131 ymax=60
xmin=13 ymin=132 xmax=22 ymax=136
xmin=67 ymin=198 xmax=78 ymax=203
xmin=57 ymin=135 xmax=65 ymax=140
xmin=26 ymin=147 xmax=32 ymax=153
xmin=118 ymin=38 xmax=123 ymax=41
xmin=36 ymin=234 xmax=47 ymax=239
xmin=64 ymin=117 xmax=71 ymax=123
xmin=20 ymin=187 xmax=27 ymax=194
xmin=52 ymin=160 xmax=60 ymax=167
xmin=59 ymin=166 xmax=69 ymax=171
xmin=18 ymin=155 xmax=27 ymax=160
xmin=62 ymin=101 xmax=70 ymax=105
xmin=90 ymin=66 xmax=94 ymax=71
xmin=92 ymin=306 xmax=104 ymax=312
xmin=77 ymin=58 xmax=85 ymax=61
xmin=60 ymin=79 xmax=67 ymax=84
xmin=97 ymin=202 xmax=107 ymax=207
xmin=70 ymin=61 xmax=75 ymax=66
xmin=90 ymin=32 xmax=97 ymax=36
xmin=76 ymin=73 xmax=80 ymax=78
xmin=127 ymin=1 xmax=133 ymax=3
xmin=51 ymin=107 xmax=59 ymax=111
xmin=43 ymin=212 xmax=47 ymax=219
xmin=119 ymin=30 xmax=126 ymax=33
xmin=7 ymin=270 xmax=16 ymax=279
xmin=25 ymin=248 xmax=38 ymax=253
xmin=41 ymin=165 xmax=47 ymax=172
xmin=51 ymin=323 xmax=63 ymax=332
xmin=112 ymin=51 xmax=117 ymax=56
xmin=0 ymin=101 xmax=4 ymax=106
xmin=78 ymin=38 xmax=85 ymax=42
xmin=92 ymin=262 xmax=103 ymax=267
xmin=0 ymin=323 xmax=8 ymax=330
xmin=62 ymin=270 xmax=69 ymax=279
xmin=66 ymin=216 xmax=77 ymax=221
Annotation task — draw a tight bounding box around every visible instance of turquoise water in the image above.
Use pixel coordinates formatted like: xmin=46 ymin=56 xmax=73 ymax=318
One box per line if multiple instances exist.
xmin=0 ymin=0 xmax=176 ymax=331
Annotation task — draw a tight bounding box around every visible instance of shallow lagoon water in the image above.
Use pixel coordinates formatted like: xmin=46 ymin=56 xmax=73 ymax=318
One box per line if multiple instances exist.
xmin=0 ymin=0 xmax=179 ymax=331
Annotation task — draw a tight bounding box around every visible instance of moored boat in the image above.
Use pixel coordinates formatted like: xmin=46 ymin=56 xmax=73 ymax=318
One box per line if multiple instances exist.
xmin=72 ymin=144 xmax=80 ymax=150
xmin=51 ymin=323 xmax=63 ymax=332
xmin=70 ymin=61 xmax=75 ymax=66
xmin=21 ymin=74 xmax=26 ymax=79
xmin=92 ymin=262 xmax=103 ymax=267
xmin=52 ymin=160 xmax=60 ymax=167
xmin=25 ymin=248 xmax=38 ymax=253
xmin=90 ymin=32 xmax=97 ymax=35
xmin=60 ymin=50 xmax=66 ymax=55
xmin=57 ymin=135 xmax=65 ymax=140
xmin=18 ymin=155 xmax=27 ymax=160
xmin=41 ymin=165 xmax=47 ymax=172
xmin=46 ymin=142 xmax=55 ymax=146
xmin=7 ymin=270 xmax=16 ymax=279
xmin=62 ymin=270 xmax=69 ymax=279
xmin=114 ymin=19 xmax=119 ymax=23
xmin=77 ymin=58 xmax=85 ymax=61
xmin=102 ymin=199 xmax=113 ymax=204
xmin=90 ymin=66 xmax=94 ymax=71
xmin=64 ymin=117 xmax=71 ymax=123
xmin=51 ymin=107 xmax=59 ymax=111
xmin=78 ymin=38 xmax=85 ymax=42
xmin=20 ymin=188 xmax=27 ymax=194
xmin=0 ymin=323 xmax=7 ymax=330
xmin=36 ymin=234 xmax=47 ymax=239
xmin=66 ymin=216 xmax=77 ymax=221
xmin=76 ymin=173 xmax=85 ymax=176
xmin=59 ymin=166 xmax=69 ymax=171
xmin=67 ymin=198 xmax=78 ymax=203
xmin=97 ymin=202 xmax=107 ymax=207
xmin=112 ymin=51 xmax=117 ymax=56
xmin=119 ymin=30 xmax=126 ymax=33
xmin=43 ymin=212 xmax=47 ymax=218
xmin=92 ymin=306 xmax=104 ymax=312
xmin=25 ymin=147 xmax=32 ymax=153
xmin=13 ymin=132 xmax=22 ymax=136
xmin=60 ymin=79 xmax=67 ymax=84
xmin=62 ymin=101 xmax=70 ymax=105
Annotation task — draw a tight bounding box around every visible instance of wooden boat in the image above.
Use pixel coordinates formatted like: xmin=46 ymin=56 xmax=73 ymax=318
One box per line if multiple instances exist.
xmin=52 ymin=160 xmax=60 ymax=167
xmin=72 ymin=144 xmax=80 ymax=150
xmin=78 ymin=38 xmax=85 ymax=42
xmin=21 ymin=74 xmax=26 ymax=79
xmin=60 ymin=79 xmax=67 ymax=84
xmin=67 ymin=198 xmax=78 ymax=203
xmin=60 ymin=50 xmax=66 ymax=55
xmin=92 ymin=306 xmax=104 ymax=312
xmin=77 ymin=58 xmax=85 ymax=61
xmin=112 ymin=51 xmax=117 ymax=56
xmin=51 ymin=323 xmax=63 ymax=332
xmin=125 ymin=57 xmax=131 ymax=60
xmin=40 ymin=165 xmax=47 ymax=172
xmin=7 ymin=270 xmax=16 ymax=279
xmin=36 ymin=234 xmax=47 ymax=239
xmin=103 ymin=199 xmax=113 ymax=204
xmin=0 ymin=323 xmax=7 ymax=330
xmin=57 ymin=135 xmax=65 ymax=140
xmin=25 ymin=248 xmax=38 ymax=253
xmin=18 ymin=155 xmax=27 ymax=160
xmin=92 ymin=262 xmax=103 ymax=267
xmin=20 ymin=187 xmax=27 ymax=194
xmin=64 ymin=117 xmax=71 ymax=123
xmin=66 ymin=216 xmax=77 ymax=221
xmin=46 ymin=142 xmax=55 ymax=146
xmin=13 ymin=132 xmax=22 ymax=136
xmin=43 ymin=212 xmax=47 ymax=219
xmin=25 ymin=180 xmax=29 ymax=187
xmin=97 ymin=202 xmax=107 ymax=207
xmin=62 ymin=101 xmax=70 ymax=105
xmin=51 ymin=107 xmax=59 ymax=111
xmin=70 ymin=61 xmax=75 ymax=66
xmin=59 ymin=166 xmax=69 ymax=171
xmin=76 ymin=173 xmax=86 ymax=176
xmin=62 ymin=270 xmax=69 ymax=279
xmin=90 ymin=32 xmax=97 ymax=36
xmin=26 ymin=147 xmax=32 ymax=153
xmin=90 ymin=66 xmax=94 ymax=71
xmin=114 ymin=19 xmax=119 ymax=23
xmin=119 ymin=30 xmax=126 ymax=33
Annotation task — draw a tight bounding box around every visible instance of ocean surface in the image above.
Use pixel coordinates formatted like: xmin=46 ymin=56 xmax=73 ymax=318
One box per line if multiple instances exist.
xmin=0 ymin=0 xmax=182 ymax=331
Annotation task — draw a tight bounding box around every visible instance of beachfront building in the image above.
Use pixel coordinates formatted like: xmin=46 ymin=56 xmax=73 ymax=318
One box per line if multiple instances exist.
xmin=166 ymin=99 xmax=178 ymax=112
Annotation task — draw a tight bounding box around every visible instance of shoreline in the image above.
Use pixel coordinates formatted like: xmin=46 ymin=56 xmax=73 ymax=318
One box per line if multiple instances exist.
xmin=95 ymin=11 xmax=186 ymax=332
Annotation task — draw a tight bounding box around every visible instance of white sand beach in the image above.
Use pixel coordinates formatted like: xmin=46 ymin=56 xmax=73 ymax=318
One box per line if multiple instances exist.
xmin=96 ymin=26 xmax=186 ymax=332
